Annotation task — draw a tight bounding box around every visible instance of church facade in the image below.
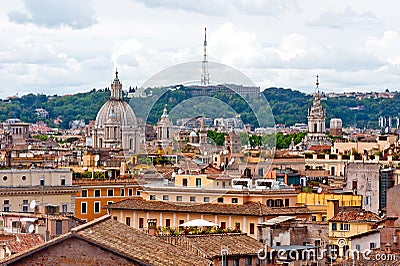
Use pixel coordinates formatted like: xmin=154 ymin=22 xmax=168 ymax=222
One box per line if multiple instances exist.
xmin=92 ymin=71 xmax=143 ymax=154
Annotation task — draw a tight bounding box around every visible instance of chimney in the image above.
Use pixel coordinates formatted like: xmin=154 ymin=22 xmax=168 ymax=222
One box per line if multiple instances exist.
xmin=327 ymin=199 xmax=340 ymax=221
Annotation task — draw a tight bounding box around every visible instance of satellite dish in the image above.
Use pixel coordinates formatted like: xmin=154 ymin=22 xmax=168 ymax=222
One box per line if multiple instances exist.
xmin=29 ymin=200 xmax=36 ymax=209
xmin=171 ymin=172 xmax=176 ymax=178
xmin=317 ymin=187 xmax=323 ymax=194
xmin=28 ymin=224 xmax=34 ymax=233
xmin=95 ymin=155 xmax=100 ymax=162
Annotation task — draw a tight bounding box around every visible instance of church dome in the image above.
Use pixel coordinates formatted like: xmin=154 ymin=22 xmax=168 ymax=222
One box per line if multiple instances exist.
xmin=95 ymin=71 xmax=137 ymax=128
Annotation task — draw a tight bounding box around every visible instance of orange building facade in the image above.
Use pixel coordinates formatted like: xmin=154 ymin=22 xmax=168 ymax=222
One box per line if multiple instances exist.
xmin=74 ymin=179 xmax=140 ymax=221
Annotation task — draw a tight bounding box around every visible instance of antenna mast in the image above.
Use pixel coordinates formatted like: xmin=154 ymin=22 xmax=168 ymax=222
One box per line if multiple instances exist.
xmin=201 ymin=27 xmax=210 ymax=86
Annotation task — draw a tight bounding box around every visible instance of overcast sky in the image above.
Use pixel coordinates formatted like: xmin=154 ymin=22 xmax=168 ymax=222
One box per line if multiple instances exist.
xmin=1 ymin=0 xmax=400 ymax=98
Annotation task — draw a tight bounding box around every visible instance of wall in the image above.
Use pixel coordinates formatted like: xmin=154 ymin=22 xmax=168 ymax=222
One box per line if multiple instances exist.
xmin=345 ymin=163 xmax=380 ymax=213
xmin=351 ymin=231 xmax=380 ymax=251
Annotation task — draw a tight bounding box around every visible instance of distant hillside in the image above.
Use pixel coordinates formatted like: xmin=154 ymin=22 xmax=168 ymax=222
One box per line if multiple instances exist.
xmin=2 ymin=87 xmax=399 ymax=129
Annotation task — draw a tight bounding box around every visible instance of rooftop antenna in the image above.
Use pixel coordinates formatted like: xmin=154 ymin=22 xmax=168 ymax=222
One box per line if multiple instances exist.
xmin=201 ymin=27 xmax=210 ymax=86
xmin=316 ymin=75 xmax=320 ymax=94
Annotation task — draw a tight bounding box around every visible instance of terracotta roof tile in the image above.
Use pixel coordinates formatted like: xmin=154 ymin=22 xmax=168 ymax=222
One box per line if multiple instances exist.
xmin=1 ymin=216 xmax=210 ymax=266
xmin=108 ymin=198 xmax=310 ymax=216
xmin=2 ymin=233 xmax=44 ymax=254
xmin=160 ymin=233 xmax=265 ymax=258
xmin=329 ymin=210 xmax=381 ymax=223
xmin=76 ymin=217 xmax=210 ymax=266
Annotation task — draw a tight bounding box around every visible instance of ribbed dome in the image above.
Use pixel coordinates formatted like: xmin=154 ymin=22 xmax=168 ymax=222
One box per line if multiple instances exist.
xmin=95 ymin=100 xmax=137 ymax=127
xmin=95 ymin=70 xmax=137 ymax=128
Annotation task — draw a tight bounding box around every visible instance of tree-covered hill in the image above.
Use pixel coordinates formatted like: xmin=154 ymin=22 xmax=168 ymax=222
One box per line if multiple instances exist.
xmin=1 ymin=86 xmax=399 ymax=129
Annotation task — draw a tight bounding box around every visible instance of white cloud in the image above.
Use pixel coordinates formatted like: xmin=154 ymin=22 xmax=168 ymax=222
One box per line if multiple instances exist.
xmin=0 ymin=0 xmax=400 ymax=98
xmin=8 ymin=0 xmax=97 ymax=29
xmin=309 ymin=6 xmax=377 ymax=29
xmin=366 ymin=31 xmax=400 ymax=65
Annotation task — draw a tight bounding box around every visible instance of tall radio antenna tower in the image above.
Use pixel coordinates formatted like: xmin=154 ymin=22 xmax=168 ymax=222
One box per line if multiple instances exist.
xmin=201 ymin=27 xmax=210 ymax=86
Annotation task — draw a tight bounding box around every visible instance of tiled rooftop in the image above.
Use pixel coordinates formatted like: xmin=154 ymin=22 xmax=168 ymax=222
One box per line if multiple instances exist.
xmin=2 ymin=233 xmax=44 ymax=254
xmin=108 ymin=198 xmax=310 ymax=216
xmin=178 ymin=233 xmax=265 ymax=258
xmin=2 ymin=215 xmax=211 ymax=266
xmin=329 ymin=210 xmax=381 ymax=223
xmin=76 ymin=217 xmax=211 ymax=266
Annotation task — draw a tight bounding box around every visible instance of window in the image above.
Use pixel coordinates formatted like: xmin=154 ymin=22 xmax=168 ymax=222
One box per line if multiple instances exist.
xmin=312 ymin=216 xmax=317 ymax=221
xmin=107 ymin=201 xmax=113 ymax=205
xmin=222 ymin=181 xmax=226 ymax=188
xmin=81 ymin=202 xmax=87 ymax=214
xmin=182 ymin=178 xmax=188 ymax=187
xmin=258 ymin=168 xmax=264 ymax=177
xmin=61 ymin=176 xmax=66 ymax=186
xmin=267 ymin=199 xmax=274 ymax=207
xmin=56 ymin=220 xmax=62 ymax=235
xmin=107 ymin=189 xmax=114 ymax=197
xmin=128 ymin=188 xmax=133 ymax=196
xmin=94 ymin=201 xmax=100 ymax=213
xmin=221 ymin=222 xmax=226 ymax=229
xmin=285 ymin=199 xmax=290 ymax=206
xmin=139 ymin=218 xmax=144 ymax=228
xmin=364 ymin=196 xmax=371 ymax=205
xmin=81 ymin=190 xmax=88 ymax=197
xmin=204 ymin=197 xmax=210 ymax=203
xmin=21 ymin=175 xmax=26 ymax=181
xmin=62 ymin=204 xmax=68 ymax=213
xmin=162 ymin=195 xmax=169 ymax=201
xmin=246 ymin=256 xmax=252 ymax=266
xmin=315 ymin=240 xmax=321 ymax=247
xmin=4 ymin=200 xmax=9 ymax=205
xmin=2 ymin=176 xmax=7 ymax=181
xmin=176 ymin=196 xmax=182 ymax=202
xmin=231 ymin=198 xmax=238 ymax=203
xmin=136 ymin=190 xmax=141 ymax=196
xmin=190 ymin=196 xmax=196 ymax=202
xmin=322 ymin=216 xmax=327 ymax=222
xmin=113 ymin=216 xmax=118 ymax=221
xmin=126 ymin=217 xmax=131 ymax=226
xmin=332 ymin=223 xmax=337 ymax=231
xmin=22 ymin=206 xmax=28 ymax=212
xmin=355 ymin=244 xmax=361 ymax=251
xmin=120 ymin=188 xmax=125 ymax=196
xmin=40 ymin=177 xmax=45 ymax=186
xmin=196 ymin=178 xmax=201 ymax=187
xmin=22 ymin=199 xmax=28 ymax=205
xmin=233 ymin=258 xmax=239 ymax=266
xmin=150 ymin=195 xmax=156 ymax=200
xmin=217 ymin=197 xmax=224 ymax=203
xmin=179 ymin=220 xmax=184 ymax=225
xmin=370 ymin=242 xmax=376 ymax=249
xmin=275 ymin=199 xmax=283 ymax=207
xmin=94 ymin=189 xmax=101 ymax=197
xmin=250 ymin=223 xmax=255 ymax=235
xmin=340 ymin=223 xmax=350 ymax=231
xmin=165 ymin=219 xmax=171 ymax=227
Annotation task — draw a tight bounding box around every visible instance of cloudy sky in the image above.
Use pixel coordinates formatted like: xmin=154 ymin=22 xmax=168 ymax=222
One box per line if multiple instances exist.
xmin=0 ymin=0 xmax=400 ymax=98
